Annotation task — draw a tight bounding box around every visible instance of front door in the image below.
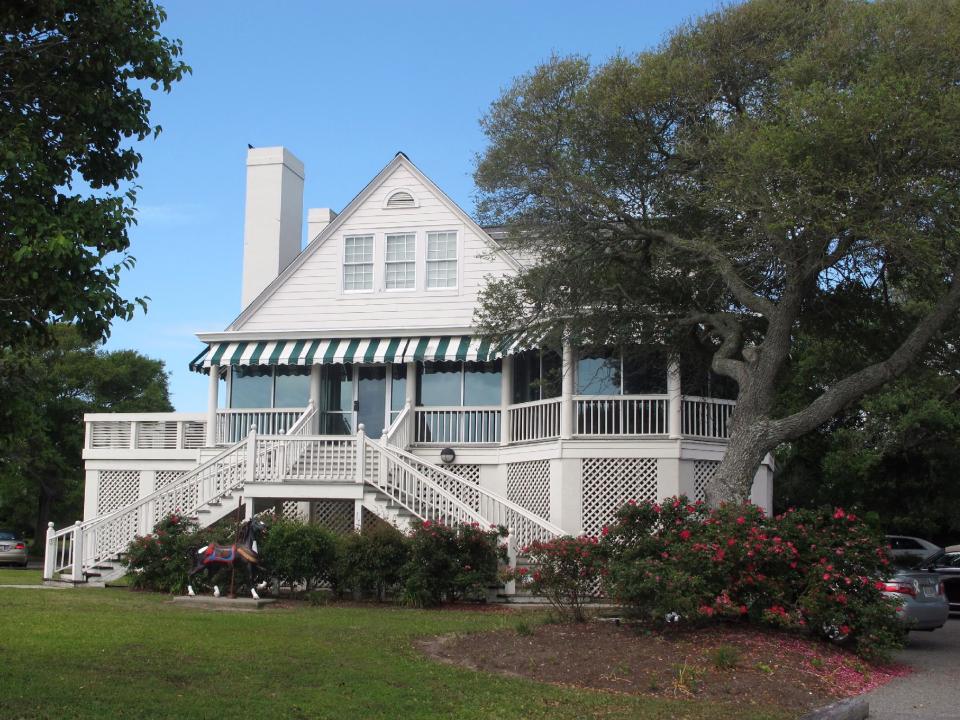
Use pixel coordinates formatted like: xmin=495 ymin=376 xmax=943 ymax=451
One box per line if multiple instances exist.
xmin=357 ymin=366 xmax=387 ymax=438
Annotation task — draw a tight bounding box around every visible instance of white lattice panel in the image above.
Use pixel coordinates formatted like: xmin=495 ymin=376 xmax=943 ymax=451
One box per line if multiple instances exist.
xmin=280 ymin=501 xmax=309 ymax=522
xmin=580 ymin=458 xmax=658 ymax=536
xmin=311 ymin=499 xmax=354 ymax=534
xmin=419 ymin=464 xmax=481 ymax=511
xmin=507 ymin=460 xmax=551 ymax=521
xmin=693 ymin=460 xmax=720 ymax=502
xmin=361 ymin=507 xmax=391 ymax=532
xmin=154 ymin=470 xmax=185 ymax=490
xmin=97 ymin=470 xmax=141 ymax=516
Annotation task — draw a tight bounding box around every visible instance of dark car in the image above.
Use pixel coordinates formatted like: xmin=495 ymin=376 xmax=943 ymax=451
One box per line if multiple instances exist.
xmin=0 ymin=530 xmax=28 ymax=567
xmin=920 ymin=548 xmax=960 ymax=613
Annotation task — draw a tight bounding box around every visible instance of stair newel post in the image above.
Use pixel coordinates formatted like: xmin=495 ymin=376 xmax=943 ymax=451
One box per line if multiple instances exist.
xmin=246 ymin=425 xmax=258 ymax=485
xmin=355 ymin=424 xmax=366 ymax=484
xmin=504 ymin=528 xmax=517 ymax=596
xmin=43 ymin=521 xmax=56 ymax=580
xmin=71 ymin=520 xmax=84 ymax=583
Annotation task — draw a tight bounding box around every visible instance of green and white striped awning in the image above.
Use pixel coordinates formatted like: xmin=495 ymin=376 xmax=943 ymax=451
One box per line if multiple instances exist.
xmin=189 ymin=336 xmax=522 ymax=373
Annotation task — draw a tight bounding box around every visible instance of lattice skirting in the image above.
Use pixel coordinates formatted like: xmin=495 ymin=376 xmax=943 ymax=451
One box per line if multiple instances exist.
xmin=507 ymin=460 xmax=551 ymax=521
xmin=97 ymin=470 xmax=140 ymax=516
xmin=310 ymin=499 xmax=354 ymax=534
xmin=580 ymin=458 xmax=658 ymax=537
xmin=419 ymin=463 xmax=481 ymax=511
xmin=693 ymin=460 xmax=720 ymax=502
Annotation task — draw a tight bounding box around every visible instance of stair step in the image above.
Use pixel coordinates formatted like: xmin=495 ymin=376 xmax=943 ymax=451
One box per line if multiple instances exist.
xmin=196 ymin=509 xmax=211 ymax=514
xmin=207 ymin=500 xmax=222 ymax=507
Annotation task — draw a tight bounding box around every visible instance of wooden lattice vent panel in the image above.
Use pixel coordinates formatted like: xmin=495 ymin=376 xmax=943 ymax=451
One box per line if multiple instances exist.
xmin=311 ymin=500 xmax=354 ymax=534
xmin=580 ymin=458 xmax=658 ymax=537
xmin=506 ymin=460 xmax=551 ymax=521
xmin=693 ymin=460 xmax=721 ymax=503
xmin=97 ymin=470 xmax=141 ymax=515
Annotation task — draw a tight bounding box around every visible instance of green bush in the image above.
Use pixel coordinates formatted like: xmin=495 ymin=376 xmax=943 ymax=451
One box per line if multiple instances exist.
xmin=513 ymin=536 xmax=604 ymax=621
xmin=336 ymin=523 xmax=409 ymax=601
xmin=402 ymin=520 xmax=507 ymax=607
xmin=123 ymin=513 xmax=231 ymax=594
xmin=259 ymin=519 xmax=337 ymax=592
xmin=601 ymin=497 xmax=904 ymax=660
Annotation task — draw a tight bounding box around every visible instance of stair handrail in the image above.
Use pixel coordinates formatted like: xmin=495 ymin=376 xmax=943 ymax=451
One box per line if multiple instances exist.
xmin=362 ymin=436 xmax=487 ymax=528
xmin=285 ymin=400 xmax=317 ymax=437
xmin=382 ymin=402 xmax=412 ymax=450
xmin=373 ymin=440 xmax=564 ymax=549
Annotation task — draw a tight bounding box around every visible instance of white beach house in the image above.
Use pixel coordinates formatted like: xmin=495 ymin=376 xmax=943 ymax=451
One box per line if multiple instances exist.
xmin=46 ymin=147 xmax=772 ymax=584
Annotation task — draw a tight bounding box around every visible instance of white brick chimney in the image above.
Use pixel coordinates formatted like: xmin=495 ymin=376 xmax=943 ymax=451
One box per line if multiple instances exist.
xmin=241 ymin=146 xmax=305 ymax=309
xmin=307 ymin=207 xmax=337 ymax=243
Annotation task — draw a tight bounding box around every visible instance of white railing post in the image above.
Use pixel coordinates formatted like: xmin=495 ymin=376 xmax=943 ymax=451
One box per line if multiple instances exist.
xmin=356 ymin=424 xmax=366 ymax=483
xmin=500 ymin=354 xmax=512 ymax=445
xmin=43 ymin=522 xmax=56 ymax=580
xmin=206 ymin=364 xmax=219 ymax=446
xmin=504 ymin=531 xmax=517 ymax=595
xmin=667 ymin=361 xmax=683 ymax=439
xmin=70 ymin=521 xmax=84 ymax=583
xmin=246 ymin=426 xmax=258 ymax=485
xmin=560 ymin=339 xmax=575 ymax=439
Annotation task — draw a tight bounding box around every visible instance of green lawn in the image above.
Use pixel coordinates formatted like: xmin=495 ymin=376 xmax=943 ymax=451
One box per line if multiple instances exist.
xmin=0 ymin=567 xmax=41 ymax=585
xmin=0 ymin=589 xmax=790 ymax=720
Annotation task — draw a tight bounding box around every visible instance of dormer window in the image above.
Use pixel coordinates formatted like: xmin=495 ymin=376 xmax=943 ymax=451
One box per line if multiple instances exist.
xmin=386 ymin=190 xmax=417 ymax=209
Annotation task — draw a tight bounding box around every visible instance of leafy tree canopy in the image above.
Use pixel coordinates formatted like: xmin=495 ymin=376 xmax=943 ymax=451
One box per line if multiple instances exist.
xmin=0 ymin=0 xmax=188 ymax=346
xmin=473 ymin=0 xmax=960 ymax=503
xmin=0 ymin=325 xmax=173 ymax=544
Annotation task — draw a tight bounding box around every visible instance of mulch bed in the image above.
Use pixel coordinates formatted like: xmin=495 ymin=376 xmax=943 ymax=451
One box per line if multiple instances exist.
xmin=417 ymin=621 xmax=910 ymax=715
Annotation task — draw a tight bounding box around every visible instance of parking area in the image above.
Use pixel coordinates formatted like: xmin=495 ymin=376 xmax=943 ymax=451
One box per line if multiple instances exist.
xmin=865 ymin=616 xmax=960 ymax=719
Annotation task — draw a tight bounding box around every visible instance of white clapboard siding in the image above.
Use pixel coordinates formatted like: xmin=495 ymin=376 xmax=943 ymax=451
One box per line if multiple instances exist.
xmin=237 ymin=163 xmax=518 ymax=333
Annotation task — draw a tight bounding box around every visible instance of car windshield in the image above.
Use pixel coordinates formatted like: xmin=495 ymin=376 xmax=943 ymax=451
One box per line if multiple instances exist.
xmin=914 ymin=549 xmax=946 ymax=570
xmin=0 ymin=531 xmax=19 ymax=541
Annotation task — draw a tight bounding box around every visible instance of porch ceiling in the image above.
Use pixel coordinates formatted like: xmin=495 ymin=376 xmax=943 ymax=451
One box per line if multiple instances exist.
xmin=188 ymin=335 xmax=529 ymax=373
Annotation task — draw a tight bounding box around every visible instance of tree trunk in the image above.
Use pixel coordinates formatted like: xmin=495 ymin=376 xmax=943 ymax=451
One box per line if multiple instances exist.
xmin=704 ymin=407 xmax=776 ymax=507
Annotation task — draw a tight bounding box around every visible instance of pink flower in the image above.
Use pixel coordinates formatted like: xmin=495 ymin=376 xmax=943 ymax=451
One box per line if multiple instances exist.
xmin=601 ymin=525 xmax=609 ymax=536
xmin=833 ymin=508 xmax=846 ymax=520
xmin=679 ymin=529 xmax=691 ymax=541
xmin=839 ymin=625 xmax=851 ymax=635
xmin=736 ymin=516 xmax=746 ymax=525
xmin=823 ymin=573 xmax=831 ymax=581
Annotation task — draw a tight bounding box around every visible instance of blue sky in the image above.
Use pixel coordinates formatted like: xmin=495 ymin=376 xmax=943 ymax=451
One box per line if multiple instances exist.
xmin=107 ymin=0 xmax=720 ymax=411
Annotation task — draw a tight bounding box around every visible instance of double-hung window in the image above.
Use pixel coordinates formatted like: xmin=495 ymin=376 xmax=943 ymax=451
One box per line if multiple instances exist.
xmin=426 ymin=231 xmax=457 ymax=289
xmin=343 ymin=235 xmax=373 ymax=291
xmin=385 ymin=233 xmax=416 ymax=289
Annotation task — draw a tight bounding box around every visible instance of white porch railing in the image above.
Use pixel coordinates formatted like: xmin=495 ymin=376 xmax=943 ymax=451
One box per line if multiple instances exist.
xmin=256 ymin=435 xmax=358 ymax=483
xmin=414 ymin=407 xmax=501 ymax=444
xmin=508 ymin=397 xmax=561 ymax=443
xmin=681 ymin=396 xmax=735 ymax=439
xmin=216 ymin=407 xmax=305 ymax=445
xmin=383 ymin=402 xmax=413 ymax=451
xmin=575 ymin=395 xmax=669 ymax=436
xmin=85 ymin=413 xmax=207 ymax=450
xmin=375 ymin=440 xmax=564 ymax=551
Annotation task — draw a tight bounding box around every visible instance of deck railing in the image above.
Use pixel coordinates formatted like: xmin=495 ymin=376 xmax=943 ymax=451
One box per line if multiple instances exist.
xmin=414 ymin=407 xmax=501 ymax=444
xmin=257 ymin=435 xmax=358 ymax=483
xmin=85 ymin=413 xmax=207 ymax=450
xmin=383 ymin=403 xmax=413 ymax=451
xmin=508 ymin=397 xmax=561 ymax=443
xmin=575 ymin=395 xmax=669 ymax=436
xmin=681 ymin=396 xmax=735 ymax=440
xmin=215 ymin=407 xmax=305 ymax=445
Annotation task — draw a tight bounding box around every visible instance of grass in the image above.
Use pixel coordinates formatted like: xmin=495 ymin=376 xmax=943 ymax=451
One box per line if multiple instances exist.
xmin=0 ymin=589 xmax=790 ymax=720
xmin=0 ymin=567 xmax=41 ymax=585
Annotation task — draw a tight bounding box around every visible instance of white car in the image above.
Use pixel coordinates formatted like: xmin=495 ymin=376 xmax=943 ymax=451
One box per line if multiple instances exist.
xmin=886 ymin=535 xmax=941 ymax=564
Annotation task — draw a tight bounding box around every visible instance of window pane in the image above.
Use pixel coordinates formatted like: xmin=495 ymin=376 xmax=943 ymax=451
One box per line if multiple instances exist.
xmin=417 ymin=361 xmax=461 ymax=406
xmin=512 ymin=350 xmax=539 ymax=404
xmin=344 ymin=263 xmax=373 ymax=290
xmin=541 ymin=350 xmax=562 ymax=398
xmin=385 ymin=261 xmax=415 ymax=289
xmin=427 ymin=259 xmax=457 ymax=288
xmin=230 ymin=366 xmax=272 ymax=408
xmin=385 ymin=234 xmax=415 ymax=261
xmin=323 ymin=364 xmax=353 ymax=412
xmin=464 ymin=360 xmax=501 ymax=406
xmin=274 ymin=366 xmax=310 ymax=407
xmin=344 ymin=236 xmax=373 ymax=262
xmin=623 ymin=346 xmax=668 ymax=394
xmin=391 ymin=364 xmax=407 ymax=411
xmin=576 ymin=351 xmax=621 ymax=395
xmin=427 ymin=231 xmax=457 ymax=259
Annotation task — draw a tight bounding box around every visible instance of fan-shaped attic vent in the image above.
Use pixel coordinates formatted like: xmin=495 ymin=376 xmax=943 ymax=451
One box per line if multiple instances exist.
xmin=386 ymin=190 xmax=416 ymax=208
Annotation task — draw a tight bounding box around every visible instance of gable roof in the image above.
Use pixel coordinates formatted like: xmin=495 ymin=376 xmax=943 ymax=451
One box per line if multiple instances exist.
xmin=227 ymin=152 xmax=522 ymax=331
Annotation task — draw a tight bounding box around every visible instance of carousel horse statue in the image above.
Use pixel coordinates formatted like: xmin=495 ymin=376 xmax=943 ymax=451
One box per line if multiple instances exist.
xmin=187 ymin=516 xmax=268 ymax=599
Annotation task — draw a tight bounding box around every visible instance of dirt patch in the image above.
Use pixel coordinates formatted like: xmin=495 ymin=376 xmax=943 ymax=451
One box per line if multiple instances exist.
xmin=416 ymin=622 xmax=909 ymax=715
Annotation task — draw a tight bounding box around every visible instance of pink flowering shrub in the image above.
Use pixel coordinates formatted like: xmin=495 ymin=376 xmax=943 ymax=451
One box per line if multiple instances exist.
xmin=402 ymin=520 xmax=508 ymax=607
xmin=601 ymin=497 xmax=903 ymax=660
xmin=513 ymin=536 xmax=604 ymax=621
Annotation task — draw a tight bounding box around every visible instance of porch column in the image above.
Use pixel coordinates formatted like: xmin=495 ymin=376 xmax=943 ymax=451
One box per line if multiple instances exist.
xmin=560 ymin=339 xmax=575 ymax=440
xmin=310 ymin=364 xmax=322 ymax=433
xmin=500 ymin=354 xmax=512 ymax=446
xmin=405 ymin=361 xmax=416 ymax=406
xmin=206 ymin=364 xmax=220 ymax=446
xmin=667 ymin=361 xmax=682 ymax=439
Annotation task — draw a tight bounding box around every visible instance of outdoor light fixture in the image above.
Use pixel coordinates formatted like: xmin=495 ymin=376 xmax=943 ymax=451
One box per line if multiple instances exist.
xmin=440 ymin=447 xmax=456 ymax=464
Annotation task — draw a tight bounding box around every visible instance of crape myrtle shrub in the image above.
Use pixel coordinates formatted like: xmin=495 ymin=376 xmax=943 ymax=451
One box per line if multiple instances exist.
xmin=403 ymin=520 xmax=508 ymax=607
xmin=601 ymin=497 xmax=903 ymax=660
xmin=259 ymin=518 xmax=338 ymax=591
xmin=123 ymin=514 xmax=235 ymax=594
xmin=336 ymin=522 xmax=409 ymax=601
xmin=512 ymin=536 xmax=604 ymax=622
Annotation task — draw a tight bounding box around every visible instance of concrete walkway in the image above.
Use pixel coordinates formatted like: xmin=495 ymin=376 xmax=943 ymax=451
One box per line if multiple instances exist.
xmin=865 ymin=617 xmax=959 ymax=719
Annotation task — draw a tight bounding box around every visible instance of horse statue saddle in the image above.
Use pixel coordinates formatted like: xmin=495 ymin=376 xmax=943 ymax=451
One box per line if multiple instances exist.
xmin=202 ymin=543 xmax=236 ymax=564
